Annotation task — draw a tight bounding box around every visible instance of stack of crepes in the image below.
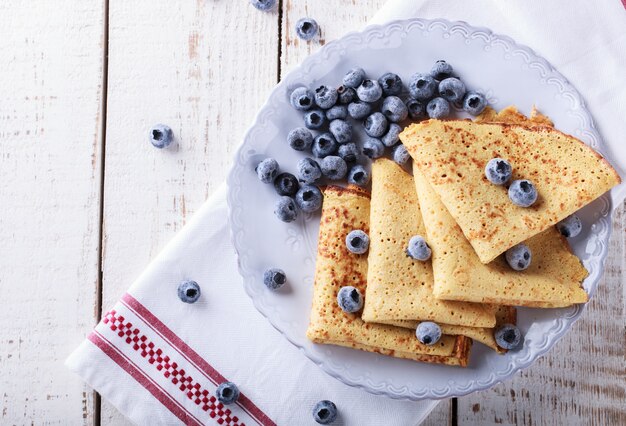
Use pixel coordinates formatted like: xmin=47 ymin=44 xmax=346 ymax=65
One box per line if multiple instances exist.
xmin=306 ymin=107 xmax=621 ymax=366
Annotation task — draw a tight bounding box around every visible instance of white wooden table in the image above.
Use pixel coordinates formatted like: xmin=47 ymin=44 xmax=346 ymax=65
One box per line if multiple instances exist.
xmin=1 ymin=1 xmax=624 ymax=424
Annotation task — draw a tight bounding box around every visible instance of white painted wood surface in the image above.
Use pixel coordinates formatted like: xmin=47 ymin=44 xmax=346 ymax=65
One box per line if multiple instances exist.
xmin=0 ymin=0 xmax=624 ymax=424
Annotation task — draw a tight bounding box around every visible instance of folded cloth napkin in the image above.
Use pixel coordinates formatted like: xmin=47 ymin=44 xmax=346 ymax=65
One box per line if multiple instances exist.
xmin=67 ymin=1 xmax=626 ymax=425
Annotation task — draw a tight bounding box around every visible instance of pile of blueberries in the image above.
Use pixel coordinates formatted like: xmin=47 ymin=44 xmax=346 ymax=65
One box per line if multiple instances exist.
xmin=256 ymin=60 xmax=488 ymax=224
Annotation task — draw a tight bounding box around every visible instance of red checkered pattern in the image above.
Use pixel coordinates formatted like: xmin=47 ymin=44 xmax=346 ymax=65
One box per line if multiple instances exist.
xmin=103 ymin=310 xmax=244 ymax=426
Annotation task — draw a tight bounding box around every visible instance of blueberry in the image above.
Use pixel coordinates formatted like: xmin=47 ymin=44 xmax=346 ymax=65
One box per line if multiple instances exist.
xmin=325 ymin=105 xmax=348 ymax=121
xmin=408 ymin=73 xmax=437 ymax=100
xmin=273 ymin=172 xmax=299 ymax=196
xmin=343 ymin=67 xmax=365 ymax=88
xmin=216 ymin=382 xmax=240 ymax=405
xmin=320 ymin=156 xmax=347 ymax=180
xmin=505 ymin=243 xmax=532 ymax=271
xmin=249 ymin=0 xmax=276 ymax=11
xmin=337 ymin=286 xmax=363 ymax=313
xmin=430 ymin=60 xmax=454 ymax=81
xmin=314 ymin=85 xmax=338 ymax=110
xmin=407 ymin=235 xmax=431 ymax=261
xmin=297 ymin=157 xmax=322 ymax=183
xmin=337 ymin=143 xmax=359 ymax=163
xmin=426 ymin=97 xmax=450 ymax=119
xmin=177 ymin=280 xmax=201 ymax=304
xmin=149 ymin=124 xmax=173 ymax=149
xmin=295 ymin=185 xmax=323 ymax=212
xmin=557 ymin=214 xmax=582 ymax=238
xmin=362 ymin=138 xmax=385 ymax=159
xmin=329 ymin=119 xmax=352 ymax=144
xmin=494 ymin=324 xmax=523 ymax=350
xmin=290 ymin=87 xmax=315 ymax=111
xmin=405 ymin=98 xmax=426 ymax=120
xmin=346 ymin=230 xmax=369 ymax=254
xmin=263 ymin=268 xmax=287 ymax=290
xmin=348 ymin=164 xmax=370 ymax=186
xmin=463 ymin=91 xmax=487 ymax=116
xmin=381 ymin=123 xmax=402 ymax=147
xmin=381 ymin=96 xmax=408 ymax=123
xmin=304 ymin=109 xmax=326 ymax=130
xmin=508 ymin=179 xmax=538 ymax=207
xmin=312 ymin=133 xmax=338 ymax=158
xmin=356 ymin=79 xmax=383 ymax=103
xmin=363 ymin=112 xmax=388 ymax=137
xmin=274 ymin=196 xmax=298 ymax=222
xmin=347 ymin=101 xmax=372 ymax=120
xmin=312 ymin=400 xmax=338 ymax=425
xmin=287 ymin=127 xmax=313 ymax=151
xmin=295 ymin=18 xmax=318 ymax=41
xmin=378 ymin=72 xmax=403 ymax=96
xmin=392 ymin=144 xmax=410 ymax=165
xmin=337 ymin=85 xmax=356 ymax=104
xmin=255 ymin=158 xmax=279 ymax=184
xmin=485 ymin=158 xmax=512 ymax=185
xmin=438 ymin=77 xmax=466 ymax=103
xmin=415 ymin=322 xmax=442 ymax=345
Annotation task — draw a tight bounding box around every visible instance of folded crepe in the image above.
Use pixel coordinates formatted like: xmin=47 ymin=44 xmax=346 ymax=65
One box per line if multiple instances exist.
xmin=400 ymin=118 xmax=621 ymax=263
xmin=361 ymin=158 xmax=496 ymax=328
xmin=306 ymin=185 xmax=471 ymax=367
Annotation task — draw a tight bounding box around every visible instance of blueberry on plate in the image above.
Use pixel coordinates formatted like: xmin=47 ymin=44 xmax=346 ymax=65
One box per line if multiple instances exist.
xmin=337 ymin=286 xmax=363 ymax=313
xmin=177 ymin=280 xmax=201 ymax=304
xmin=304 ymin=109 xmax=326 ymax=129
xmin=381 ymin=96 xmax=408 ymax=123
xmin=356 ymin=79 xmax=383 ymax=103
xmin=438 ymin=77 xmax=466 ymax=103
xmin=392 ymin=143 xmax=410 ymax=165
xmin=505 ymin=243 xmax=532 ymax=271
xmin=297 ymin=157 xmax=322 ymax=183
xmin=556 ymin=214 xmax=582 ymax=238
xmin=290 ymin=86 xmax=315 ymax=111
xmin=343 ymin=67 xmax=365 ymax=88
xmin=337 ymin=142 xmax=359 ymax=163
xmin=255 ymin=158 xmax=279 ymax=184
xmin=149 ymin=124 xmax=173 ymax=149
xmin=312 ymin=400 xmax=338 ymax=425
xmin=348 ymin=164 xmax=370 ymax=186
xmin=378 ymin=72 xmax=403 ymax=96
xmin=273 ymin=172 xmax=299 ymax=196
xmin=274 ymin=196 xmax=298 ymax=222
xmin=508 ymin=179 xmax=538 ymax=207
xmin=329 ymin=119 xmax=352 ymax=144
xmin=347 ymin=101 xmax=372 ymax=120
xmin=337 ymin=85 xmax=356 ymax=104
xmin=415 ymin=322 xmax=441 ymax=345
xmin=484 ymin=158 xmax=512 ymax=185
xmin=295 ymin=185 xmax=323 ymax=213
xmin=325 ymin=105 xmax=348 ymax=121
xmin=381 ymin=123 xmax=402 ymax=147
xmin=426 ymin=97 xmax=450 ymax=119
xmin=407 ymin=235 xmax=431 ymax=261
xmin=494 ymin=324 xmax=523 ymax=350
xmin=430 ymin=60 xmax=454 ymax=81
xmin=463 ymin=91 xmax=487 ymax=116
xmin=249 ymin=0 xmax=276 ymax=11
xmin=314 ymin=85 xmax=338 ymax=110
xmin=363 ymin=112 xmax=388 ymax=138
xmin=320 ymin=156 xmax=348 ymax=180
xmin=312 ymin=133 xmax=338 ymax=158
xmin=287 ymin=127 xmax=314 ymax=151
xmin=263 ymin=268 xmax=287 ymax=290
xmin=408 ymin=73 xmax=437 ymax=101
xmin=405 ymin=98 xmax=426 ymax=120
xmin=216 ymin=382 xmax=240 ymax=405
xmin=346 ymin=230 xmax=369 ymax=254
xmin=361 ymin=138 xmax=385 ymax=159
xmin=295 ymin=17 xmax=318 ymax=41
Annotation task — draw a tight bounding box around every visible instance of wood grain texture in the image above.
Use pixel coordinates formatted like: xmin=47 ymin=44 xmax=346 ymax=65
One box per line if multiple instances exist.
xmin=457 ymin=202 xmax=626 ymax=426
xmin=0 ymin=1 xmax=104 ymax=424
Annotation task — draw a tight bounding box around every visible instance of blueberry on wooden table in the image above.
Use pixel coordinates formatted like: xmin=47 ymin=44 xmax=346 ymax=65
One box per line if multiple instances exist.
xmin=295 ymin=17 xmax=319 ymax=41
xmin=249 ymin=0 xmax=276 ymax=12
xmin=149 ymin=124 xmax=173 ymax=149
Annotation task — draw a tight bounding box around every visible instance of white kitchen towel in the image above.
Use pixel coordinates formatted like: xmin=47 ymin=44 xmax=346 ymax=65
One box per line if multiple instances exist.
xmin=67 ymin=1 xmax=626 ymax=425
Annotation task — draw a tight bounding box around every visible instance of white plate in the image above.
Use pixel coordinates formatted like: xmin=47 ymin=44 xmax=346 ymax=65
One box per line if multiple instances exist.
xmin=227 ymin=18 xmax=614 ymax=400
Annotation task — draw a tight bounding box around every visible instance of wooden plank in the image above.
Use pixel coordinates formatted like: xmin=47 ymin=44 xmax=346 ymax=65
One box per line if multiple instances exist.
xmin=100 ymin=1 xmax=280 ymax=423
xmin=458 ymin=202 xmax=626 ymax=425
xmin=0 ymin=1 xmax=104 ymax=424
